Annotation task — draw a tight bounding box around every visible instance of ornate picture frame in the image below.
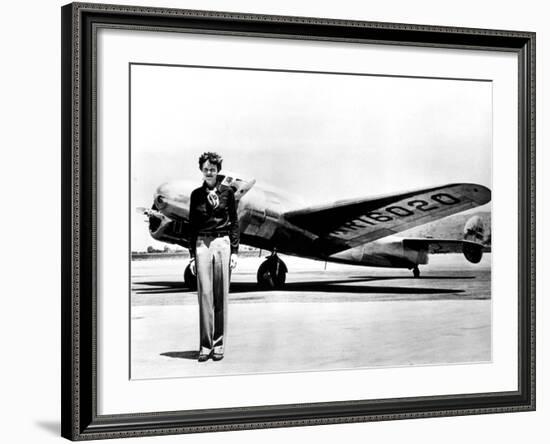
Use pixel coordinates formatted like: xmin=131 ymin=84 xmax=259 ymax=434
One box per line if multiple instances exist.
xmin=61 ymin=2 xmax=535 ymax=440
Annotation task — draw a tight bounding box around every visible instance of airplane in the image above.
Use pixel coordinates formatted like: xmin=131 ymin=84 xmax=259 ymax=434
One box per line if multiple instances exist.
xmin=138 ymin=172 xmax=491 ymax=289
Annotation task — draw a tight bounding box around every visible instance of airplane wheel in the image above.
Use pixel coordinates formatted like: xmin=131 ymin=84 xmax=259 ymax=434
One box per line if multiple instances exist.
xmin=257 ymin=257 xmax=287 ymax=289
xmin=413 ymin=266 xmax=420 ymax=278
xmin=184 ymin=263 xmax=197 ymax=290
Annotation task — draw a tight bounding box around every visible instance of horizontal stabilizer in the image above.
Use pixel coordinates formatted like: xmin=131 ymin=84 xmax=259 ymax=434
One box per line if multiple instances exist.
xmin=402 ymin=238 xmax=482 ymax=254
xmin=403 ymin=237 xmax=486 ymax=264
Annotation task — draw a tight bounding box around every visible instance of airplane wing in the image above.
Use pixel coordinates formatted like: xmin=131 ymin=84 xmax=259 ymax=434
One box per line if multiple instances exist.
xmin=284 ymin=183 xmax=491 ymax=248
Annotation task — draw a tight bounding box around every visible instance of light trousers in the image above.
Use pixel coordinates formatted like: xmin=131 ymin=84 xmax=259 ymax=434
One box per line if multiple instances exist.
xmin=195 ymin=235 xmax=231 ymax=355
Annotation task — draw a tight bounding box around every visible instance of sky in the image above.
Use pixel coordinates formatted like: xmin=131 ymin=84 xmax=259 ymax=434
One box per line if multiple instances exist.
xmin=131 ymin=64 xmax=492 ymax=250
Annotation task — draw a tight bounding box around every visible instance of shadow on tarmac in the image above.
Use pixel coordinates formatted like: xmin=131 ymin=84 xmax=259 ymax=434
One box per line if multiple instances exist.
xmin=349 ymin=275 xmax=475 ymax=280
xmin=133 ymin=281 xmax=186 ymax=294
xmin=161 ymin=350 xmax=199 ymax=360
xmin=133 ymin=275 xmax=468 ymax=296
xmin=231 ymin=281 xmax=464 ymax=295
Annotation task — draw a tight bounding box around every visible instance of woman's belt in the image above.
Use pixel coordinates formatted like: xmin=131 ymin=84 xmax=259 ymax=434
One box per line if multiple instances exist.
xmin=197 ymin=231 xmax=230 ymax=238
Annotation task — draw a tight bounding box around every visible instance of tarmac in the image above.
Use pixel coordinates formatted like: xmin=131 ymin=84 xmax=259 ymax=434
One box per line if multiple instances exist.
xmin=130 ymin=254 xmax=491 ymax=379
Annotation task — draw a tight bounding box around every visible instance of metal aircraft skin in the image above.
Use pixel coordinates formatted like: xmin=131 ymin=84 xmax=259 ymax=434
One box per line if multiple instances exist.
xmin=139 ymin=172 xmax=491 ymax=287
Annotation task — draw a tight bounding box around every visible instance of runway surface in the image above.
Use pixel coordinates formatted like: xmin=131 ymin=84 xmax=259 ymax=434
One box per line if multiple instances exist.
xmin=130 ymin=254 xmax=491 ymax=379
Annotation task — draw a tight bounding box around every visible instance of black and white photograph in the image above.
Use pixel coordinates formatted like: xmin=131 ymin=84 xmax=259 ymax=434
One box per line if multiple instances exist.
xmin=130 ymin=63 xmax=493 ymax=379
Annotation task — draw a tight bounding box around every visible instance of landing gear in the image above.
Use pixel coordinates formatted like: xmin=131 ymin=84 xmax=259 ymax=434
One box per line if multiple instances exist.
xmin=412 ymin=266 xmax=420 ymax=278
xmin=183 ymin=262 xmax=197 ymax=290
xmin=257 ymin=252 xmax=287 ymax=289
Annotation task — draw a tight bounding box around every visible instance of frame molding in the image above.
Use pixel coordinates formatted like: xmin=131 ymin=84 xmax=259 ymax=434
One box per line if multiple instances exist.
xmin=61 ymin=2 xmax=535 ymax=440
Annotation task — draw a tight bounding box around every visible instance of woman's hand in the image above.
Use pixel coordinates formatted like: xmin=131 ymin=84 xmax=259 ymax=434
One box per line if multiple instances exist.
xmin=230 ymin=253 xmax=238 ymax=270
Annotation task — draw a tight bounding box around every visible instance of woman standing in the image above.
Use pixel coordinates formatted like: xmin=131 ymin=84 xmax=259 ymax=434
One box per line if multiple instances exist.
xmin=188 ymin=152 xmax=239 ymax=362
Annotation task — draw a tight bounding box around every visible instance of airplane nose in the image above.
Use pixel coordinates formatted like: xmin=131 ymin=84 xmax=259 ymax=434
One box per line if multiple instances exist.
xmin=153 ymin=183 xmax=173 ymax=209
xmin=153 ymin=181 xmax=194 ymax=210
xmin=155 ymin=182 xmax=172 ymax=197
xmin=154 ymin=193 xmax=167 ymax=209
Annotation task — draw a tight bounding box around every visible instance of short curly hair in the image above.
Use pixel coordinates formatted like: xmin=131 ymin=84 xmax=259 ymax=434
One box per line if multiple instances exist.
xmin=198 ymin=152 xmax=223 ymax=172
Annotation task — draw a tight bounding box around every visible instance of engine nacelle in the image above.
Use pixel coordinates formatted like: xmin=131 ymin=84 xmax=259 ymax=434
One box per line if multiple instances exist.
xmin=462 ymin=215 xmax=485 ymax=263
xmin=464 ymin=215 xmax=485 ymax=243
xmin=463 ymin=242 xmax=483 ymax=263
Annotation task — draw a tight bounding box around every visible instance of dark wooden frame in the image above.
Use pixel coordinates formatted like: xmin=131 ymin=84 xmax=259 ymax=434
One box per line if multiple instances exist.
xmin=61 ymin=2 xmax=536 ymax=440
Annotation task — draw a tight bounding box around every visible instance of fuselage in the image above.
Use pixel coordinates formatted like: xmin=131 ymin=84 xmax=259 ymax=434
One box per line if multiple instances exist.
xmin=146 ymin=177 xmax=437 ymax=269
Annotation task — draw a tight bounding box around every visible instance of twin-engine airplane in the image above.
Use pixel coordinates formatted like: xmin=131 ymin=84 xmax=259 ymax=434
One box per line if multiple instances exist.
xmin=139 ymin=173 xmax=491 ymax=289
